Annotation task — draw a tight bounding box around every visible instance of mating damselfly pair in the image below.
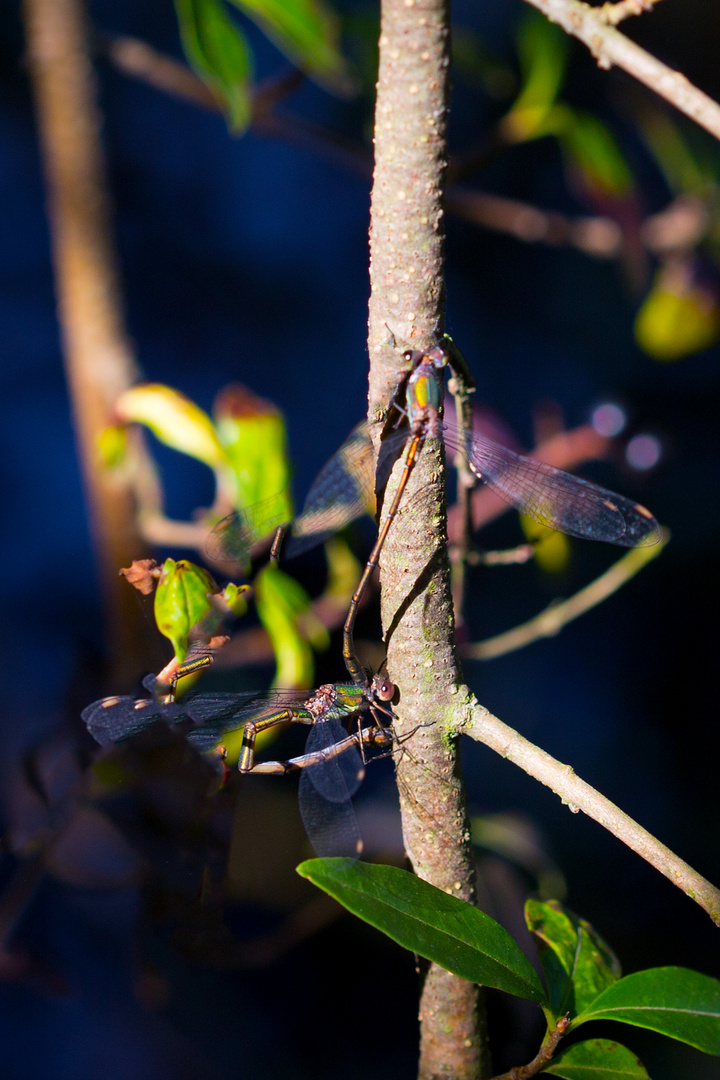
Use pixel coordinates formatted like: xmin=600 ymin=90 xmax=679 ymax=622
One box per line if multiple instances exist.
xmin=82 ymin=340 xmax=661 ymax=855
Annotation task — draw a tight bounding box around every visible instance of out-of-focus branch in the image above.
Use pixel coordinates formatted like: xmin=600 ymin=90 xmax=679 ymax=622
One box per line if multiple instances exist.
xmin=23 ymin=0 xmax=151 ymax=685
xmin=524 ymin=0 xmax=720 ymax=144
xmin=103 ymin=33 xmax=715 ymax=273
xmin=100 ymin=35 xmax=371 ymax=177
xmin=451 ymin=689 xmax=720 ymax=925
xmin=448 ymin=188 xmax=710 ymax=260
xmin=464 ymin=529 xmax=668 ymax=660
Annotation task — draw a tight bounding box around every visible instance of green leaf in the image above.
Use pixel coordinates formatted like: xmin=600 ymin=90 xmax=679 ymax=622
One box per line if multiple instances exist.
xmin=227 ymin=0 xmax=350 ymax=91
xmin=501 ymin=9 xmax=566 ymax=142
xmin=221 ymin=581 xmax=251 ymax=617
xmin=175 ymin=0 xmax=253 ymax=131
xmin=297 ymin=859 xmax=548 ymax=1004
xmin=559 ymin=111 xmax=634 ymax=197
xmin=544 ymin=1039 xmax=650 ymax=1079
xmin=154 ymin=558 xmax=218 ymax=661
xmin=526 ymin=899 xmax=621 ymax=1018
xmin=639 ymin=108 xmax=713 ymax=196
xmin=572 ymin=967 xmax=720 ymax=1054
xmin=254 ymin=564 xmax=314 ymax=689
xmin=115 ymin=383 xmax=228 ymax=469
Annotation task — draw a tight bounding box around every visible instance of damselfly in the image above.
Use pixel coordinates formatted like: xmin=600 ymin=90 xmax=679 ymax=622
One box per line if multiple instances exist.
xmin=82 ymin=673 xmax=399 ymax=856
xmin=341 ymin=345 xmax=661 ymax=685
xmin=208 ymin=343 xmax=661 ymax=684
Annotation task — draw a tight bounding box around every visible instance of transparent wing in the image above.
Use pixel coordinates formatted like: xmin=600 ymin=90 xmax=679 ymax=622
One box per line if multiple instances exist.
xmin=82 ymin=682 xmax=302 ymax=749
xmin=298 ymin=719 xmax=364 ymax=858
xmin=205 ymin=490 xmax=291 ymax=565
xmin=285 ymin=422 xmax=376 ymax=558
xmin=81 ymin=694 xmax=173 ymax=746
xmin=302 ymin=718 xmax=365 ymax=802
xmin=441 ymin=424 xmax=661 ymax=547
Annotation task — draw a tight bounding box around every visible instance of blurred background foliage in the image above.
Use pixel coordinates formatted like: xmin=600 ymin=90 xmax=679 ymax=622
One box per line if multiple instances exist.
xmin=2 ymin=0 xmax=720 ymax=1077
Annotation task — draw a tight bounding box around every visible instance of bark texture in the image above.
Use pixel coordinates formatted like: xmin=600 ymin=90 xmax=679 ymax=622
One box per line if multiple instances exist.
xmin=367 ymin=1 xmax=490 ymax=1076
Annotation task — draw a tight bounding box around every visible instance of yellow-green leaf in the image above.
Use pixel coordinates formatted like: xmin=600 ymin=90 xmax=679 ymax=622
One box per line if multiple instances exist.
xmin=501 ymin=9 xmax=566 ymax=142
xmin=559 ymin=111 xmax=634 ymax=197
xmin=116 ymin=383 xmax=228 ymax=469
xmin=221 ymin=580 xmax=251 ymax=617
xmin=97 ymin=424 xmax=128 ymax=469
xmin=521 ymin=515 xmax=571 ymax=573
xmin=635 ymin=262 xmax=720 ymax=362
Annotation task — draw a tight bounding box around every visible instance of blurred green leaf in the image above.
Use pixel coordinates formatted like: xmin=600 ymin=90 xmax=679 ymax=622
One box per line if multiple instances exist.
xmin=175 ymin=0 xmax=253 ymax=132
xmin=635 ymin=261 xmax=720 ymax=361
xmin=572 ymin=967 xmax=720 ymax=1053
xmin=227 ymin=0 xmax=350 ymax=92
xmin=214 ymin=384 xmax=293 ymax=517
xmin=154 ymin=558 xmax=218 ymax=661
xmin=544 ymin=1039 xmax=650 ymax=1079
xmin=639 ymin=107 xmax=715 ymax=196
xmin=298 ymin=858 xmax=548 ymax=1004
xmin=254 ymin=563 xmax=315 ymax=688
xmin=501 ymin=9 xmax=566 ymax=142
xmin=526 ymin=899 xmax=621 ymax=1019
xmin=116 ymin=383 xmax=228 ymax=469
xmin=221 ymin=580 xmax=251 ymax=617
xmin=559 ymin=111 xmax=634 ymax=198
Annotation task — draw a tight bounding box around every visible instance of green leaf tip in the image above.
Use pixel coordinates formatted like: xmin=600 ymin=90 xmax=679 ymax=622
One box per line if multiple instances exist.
xmin=572 ymin=966 xmax=720 ymax=1055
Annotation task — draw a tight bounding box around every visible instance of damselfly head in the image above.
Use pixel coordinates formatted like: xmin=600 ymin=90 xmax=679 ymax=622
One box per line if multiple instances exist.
xmin=371 ymin=674 xmax=396 ymax=702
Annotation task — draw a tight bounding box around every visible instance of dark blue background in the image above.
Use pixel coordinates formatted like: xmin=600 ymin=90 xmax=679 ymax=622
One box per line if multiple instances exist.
xmin=2 ymin=0 xmax=720 ymax=1077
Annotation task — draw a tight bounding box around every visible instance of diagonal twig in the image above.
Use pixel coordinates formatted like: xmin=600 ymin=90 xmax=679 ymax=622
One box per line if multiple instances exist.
xmin=450 ymin=689 xmax=720 ymax=926
xmin=524 ymin=0 xmax=720 ymax=144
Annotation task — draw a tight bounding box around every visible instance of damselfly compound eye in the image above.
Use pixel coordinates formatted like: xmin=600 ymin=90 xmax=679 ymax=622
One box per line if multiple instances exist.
xmin=376 ymin=678 xmax=395 ymax=702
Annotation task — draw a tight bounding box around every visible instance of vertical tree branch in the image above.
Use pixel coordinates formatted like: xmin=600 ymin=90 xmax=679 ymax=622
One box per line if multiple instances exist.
xmin=23 ymin=0 xmax=151 ymax=684
xmin=368 ymin=1 xmax=489 ymax=1076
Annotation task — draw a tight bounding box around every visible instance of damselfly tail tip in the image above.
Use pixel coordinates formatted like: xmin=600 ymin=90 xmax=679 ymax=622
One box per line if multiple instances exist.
xmin=632 ymin=504 xmax=663 ymax=547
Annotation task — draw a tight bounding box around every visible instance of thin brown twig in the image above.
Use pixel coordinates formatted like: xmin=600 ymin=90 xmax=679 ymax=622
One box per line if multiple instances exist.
xmin=523 ymin=0 xmax=720 ymax=144
xmin=597 ymin=0 xmax=665 ymax=27
xmin=463 ymin=529 xmax=668 ymax=660
xmin=490 ymin=1016 xmax=570 ymax=1080
xmin=450 ymin=689 xmax=720 ymax=925
xmin=100 ymin=35 xmax=372 ymax=177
